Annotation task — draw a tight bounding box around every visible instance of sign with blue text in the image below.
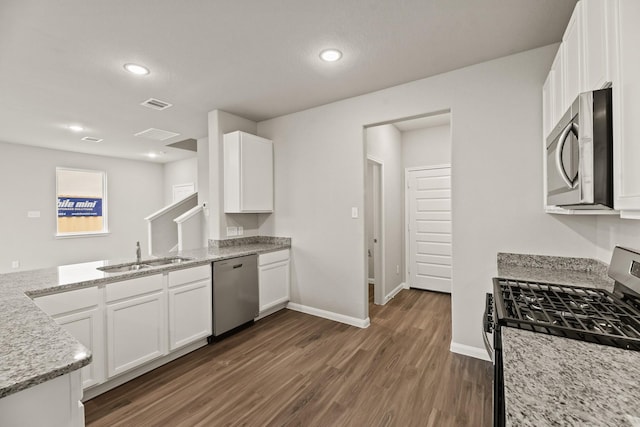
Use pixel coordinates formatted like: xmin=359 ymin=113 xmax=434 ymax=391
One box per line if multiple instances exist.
xmin=57 ymin=197 xmax=103 ymax=217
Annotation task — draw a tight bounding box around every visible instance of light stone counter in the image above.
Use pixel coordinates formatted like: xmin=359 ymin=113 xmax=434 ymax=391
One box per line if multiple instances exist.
xmin=496 ymin=253 xmax=640 ymax=427
xmin=0 ymin=238 xmax=290 ymax=398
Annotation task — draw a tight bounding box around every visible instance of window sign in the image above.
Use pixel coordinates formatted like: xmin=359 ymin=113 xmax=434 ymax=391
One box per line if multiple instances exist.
xmin=56 ymin=168 xmax=107 ymax=236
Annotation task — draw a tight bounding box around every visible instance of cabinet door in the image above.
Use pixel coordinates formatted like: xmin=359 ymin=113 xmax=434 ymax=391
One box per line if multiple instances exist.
xmin=224 ymin=131 xmax=274 ymax=213
xmin=168 ymin=279 xmax=212 ymax=350
xmin=259 ymin=259 xmax=290 ymax=313
xmin=542 ymin=72 xmax=554 ymax=139
xmin=583 ymin=0 xmax=611 ymax=91
xmin=550 ymin=48 xmax=564 ymax=126
xmin=55 ymin=308 xmax=105 ymax=389
xmin=106 ymin=292 xmax=167 ymax=377
xmin=562 ymin=1 xmax=583 ymax=110
xmin=613 ymin=0 xmax=640 ymax=213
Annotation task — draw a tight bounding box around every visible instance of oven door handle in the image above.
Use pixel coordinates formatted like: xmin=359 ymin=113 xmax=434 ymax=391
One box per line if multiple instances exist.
xmin=482 ymin=299 xmax=494 ymax=362
xmin=482 ymin=321 xmax=494 ymax=363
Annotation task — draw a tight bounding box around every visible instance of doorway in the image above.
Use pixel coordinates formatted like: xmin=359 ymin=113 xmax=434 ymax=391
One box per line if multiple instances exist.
xmin=363 ymin=111 xmax=452 ymax=318
xmin=366 ymin=158 xmax=384 ymax=305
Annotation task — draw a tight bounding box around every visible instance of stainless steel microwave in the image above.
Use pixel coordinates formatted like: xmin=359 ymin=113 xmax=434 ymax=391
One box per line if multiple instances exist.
xmin=546 ymin=87 xmax=613 ymax=209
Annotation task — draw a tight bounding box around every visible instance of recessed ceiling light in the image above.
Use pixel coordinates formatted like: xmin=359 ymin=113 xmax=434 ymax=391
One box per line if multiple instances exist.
xmin=68 ymin=124 xmax=84 ymax=132
xmin=124 ymin=63 xmax=150 ymax=75
xmin=147 ymin=151 xmax=165 ymax=158
xmin=320 ymin=49 xmax=342 ymax=62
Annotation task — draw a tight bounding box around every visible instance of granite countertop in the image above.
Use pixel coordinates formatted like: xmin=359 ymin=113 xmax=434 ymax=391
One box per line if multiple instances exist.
xmin=0 ymin=237 xmax=290 ymax=399
xmin=496 ymin=252 xmax=640 ymax=427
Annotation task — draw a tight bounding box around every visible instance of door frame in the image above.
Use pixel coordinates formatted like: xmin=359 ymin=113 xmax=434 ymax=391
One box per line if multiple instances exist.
xmin=367 ymin=156 xmax=385 ymax=306
xmin=404 ymin=164 xmax=452 ymax=289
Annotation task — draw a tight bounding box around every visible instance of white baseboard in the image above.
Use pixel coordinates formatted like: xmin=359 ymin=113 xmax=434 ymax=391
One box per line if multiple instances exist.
xmin=287 ymin=302 xmax=370 ymax=328
xmin=450 ymin=341 xmax=491 ymax=362
xmin=403 ymin=282 xmax=409 ymax=289
xmin=255 ymin=302 xmax=288 ymax=320
xmin=384 ymin=282 xmax=405 ymax=303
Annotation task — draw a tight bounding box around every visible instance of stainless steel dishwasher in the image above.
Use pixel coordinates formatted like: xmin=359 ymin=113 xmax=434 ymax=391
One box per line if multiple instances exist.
xmin=212 ymin=254 xmax=259 ymax=337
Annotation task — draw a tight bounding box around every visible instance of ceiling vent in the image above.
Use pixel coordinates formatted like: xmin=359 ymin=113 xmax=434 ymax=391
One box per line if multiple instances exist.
xmin=134 ymin=128 xmax=180 ymax=141
xmin=140 ymin=98 xmax=173 ymax=111
xmin=81 ymin=136 xmax=103 ymax=142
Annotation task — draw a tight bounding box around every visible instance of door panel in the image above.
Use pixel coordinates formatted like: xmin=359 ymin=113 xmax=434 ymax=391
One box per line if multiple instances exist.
xmin=408 ymin=166 xmax=452 ymax=293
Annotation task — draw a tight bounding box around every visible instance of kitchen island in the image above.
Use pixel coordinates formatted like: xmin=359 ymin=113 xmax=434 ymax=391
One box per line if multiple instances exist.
xmin=0 ymin=237 xmax=290 ymax=426
xmin=497 ymin=253 xmax=640 ymax=427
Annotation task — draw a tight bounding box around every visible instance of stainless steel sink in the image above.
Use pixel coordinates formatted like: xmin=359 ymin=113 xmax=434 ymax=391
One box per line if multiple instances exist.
xmin=97 ymin=263 xmax=150 ymax=273
xmin=97 ymin=257 xmax=193 ymax=273
xmin=144 ymin=256 xmax=192 ymax=267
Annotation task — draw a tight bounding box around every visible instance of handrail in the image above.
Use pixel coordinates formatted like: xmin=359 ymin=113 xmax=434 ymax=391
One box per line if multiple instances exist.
xmin=144 ymin=192 xmax=197 ymax=221
xmin=174 ymin=204 xmax=203 ymax=224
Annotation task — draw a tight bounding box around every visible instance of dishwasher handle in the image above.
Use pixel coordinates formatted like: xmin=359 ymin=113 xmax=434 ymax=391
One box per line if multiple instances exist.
xmin=233 ymin=263 xmax=243 ymax=269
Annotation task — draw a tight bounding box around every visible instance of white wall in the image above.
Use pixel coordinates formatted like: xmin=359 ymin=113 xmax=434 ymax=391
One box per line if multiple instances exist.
xmin=163 ymin=156 xmax=197 ymax=205
xmin=258 ymin=43 xmax=600 ymax=350
xmin=366 ymin=124 xmax=404 ymax=300
xmin=0 ymin=141 xmax=164 ymax=273
xmin=401 ymin=124 xmax=451 ymax=168
xmin=596 ymin=216 xmax=640 ymax=262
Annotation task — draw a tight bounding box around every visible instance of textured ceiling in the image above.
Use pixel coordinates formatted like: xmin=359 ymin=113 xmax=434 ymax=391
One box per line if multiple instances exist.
xmin=0 ymin=0 xmax=576 ymax=163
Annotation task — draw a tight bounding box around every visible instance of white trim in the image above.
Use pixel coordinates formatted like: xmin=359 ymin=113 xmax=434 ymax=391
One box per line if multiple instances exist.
xmin=55 ymin=231 xmax=111 ymax=239
xmin=144 ymin=192 xmax=197 ymax=221
xmin=174 ymin=204 xmax=203 ymax=223
xmin=449 ymin=341 xmax=491 ymax=362
xmin=384 ymin=282 xmax=405 ymax=303
xmin=366 ymin=156 xmax=385 ymax=307
xmin=368 ymin=278 xmax=375 ymax=285
xmin=255 ymin=302 xmax=288 ymax=320
xmin=286 ymin=302 xmax=370 ymax=328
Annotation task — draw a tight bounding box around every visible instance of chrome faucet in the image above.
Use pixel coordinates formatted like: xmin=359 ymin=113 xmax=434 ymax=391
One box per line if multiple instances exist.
xmin=136 ymin=241 xmax=141 ymax=264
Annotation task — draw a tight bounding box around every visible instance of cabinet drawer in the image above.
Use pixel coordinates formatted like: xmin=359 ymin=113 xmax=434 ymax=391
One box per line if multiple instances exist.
xmin=258 ymin=249 xmax=290 ymax=266
xmin=106 ymin=274 xmax=162 ymax=303
xmin=167 ymin=264 xmax=211 ymax=288
xmin=33 ymin=286 xmax=99 ymax=316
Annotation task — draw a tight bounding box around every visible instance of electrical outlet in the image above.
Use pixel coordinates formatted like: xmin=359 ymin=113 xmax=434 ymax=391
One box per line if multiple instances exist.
xmin=226 ymin=226 xmax=238 ymax=237
xmin=237 ymin=226 xmax=243 ymax=236
xmin=11 ymin=261 xmax=19 ymax=269
xmin=351 ymin=207 xmax=358 ymax=218
xmin=27 ymin=211 xmax=40 ymax=218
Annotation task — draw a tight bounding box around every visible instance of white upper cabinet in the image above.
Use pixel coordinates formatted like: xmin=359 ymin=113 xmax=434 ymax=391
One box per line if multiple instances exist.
xmin=544 ymin=48 xmax=564 ymax=136
xmin=560 ymin=0 xmax=612 ymax=116
xmin=562 ymin=1 xmax=583 ymax=111
xmin=224 ymin=131 xmax=274 ymax=213
xmin=611 ymin=0 xmax=640 ymax=216
xmin=583 ymin=0 xmax=611 ymax=91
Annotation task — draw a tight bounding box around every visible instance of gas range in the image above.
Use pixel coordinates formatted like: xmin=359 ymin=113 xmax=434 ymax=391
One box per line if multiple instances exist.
xmin=486 ymin=246 xmax=640 ymax=427
xmin=492 ymin=278 xmax=640 ymax=351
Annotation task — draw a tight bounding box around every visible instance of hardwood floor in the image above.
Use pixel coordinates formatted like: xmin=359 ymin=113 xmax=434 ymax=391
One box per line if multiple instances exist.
xmin=85 ymin=289 xmax=493 ymax=426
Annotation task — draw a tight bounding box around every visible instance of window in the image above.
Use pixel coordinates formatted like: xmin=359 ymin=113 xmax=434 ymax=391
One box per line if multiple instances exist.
xmin=56 ymin=168 xmax=108 ymax=236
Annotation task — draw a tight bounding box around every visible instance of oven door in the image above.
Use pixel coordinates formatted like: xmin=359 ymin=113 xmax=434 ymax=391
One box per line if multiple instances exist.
xmin=482 ymin=293 xmax=494 ymax=362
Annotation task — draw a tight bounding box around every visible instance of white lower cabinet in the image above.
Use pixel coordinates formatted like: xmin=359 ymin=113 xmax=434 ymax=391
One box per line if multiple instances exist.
xmin=55 ymin=308 xmax=105 ymax=389
xmin=105 ymin=274 xmax=166 ymax=377
xmin=258 ymin=249 xmax=290 ymax=314
xmin=33 ymin=286 xmax=105 ymax=390
xmin=167 ymin=265 xmax=212 ymax=351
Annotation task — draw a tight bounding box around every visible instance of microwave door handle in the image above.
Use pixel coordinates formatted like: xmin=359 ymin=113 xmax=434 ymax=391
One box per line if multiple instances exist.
xmin=555 ymin=122 xmax=579 ymax=189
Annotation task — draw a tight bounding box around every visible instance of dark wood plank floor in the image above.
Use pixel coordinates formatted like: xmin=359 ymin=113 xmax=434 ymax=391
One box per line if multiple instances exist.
xmin=85 ymin=288 xmax=492 ymax=426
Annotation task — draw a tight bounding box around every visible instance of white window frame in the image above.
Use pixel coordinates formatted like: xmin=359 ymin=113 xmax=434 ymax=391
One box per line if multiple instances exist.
xmin=55 ymin=167 xmax=109 ymax=238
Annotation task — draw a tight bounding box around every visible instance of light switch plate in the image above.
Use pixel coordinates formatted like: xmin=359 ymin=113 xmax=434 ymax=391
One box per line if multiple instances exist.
xmin=11 ymin=261 xmax=19 ymax=269
xmin=226 ymin=226 xmax=238 ymax=237
xmin=351 ymin=207 xmax=359 ymax=218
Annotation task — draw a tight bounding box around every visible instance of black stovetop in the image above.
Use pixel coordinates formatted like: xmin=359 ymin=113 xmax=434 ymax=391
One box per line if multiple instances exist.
xmin=493 ymin=278 xmax=640 ymax=351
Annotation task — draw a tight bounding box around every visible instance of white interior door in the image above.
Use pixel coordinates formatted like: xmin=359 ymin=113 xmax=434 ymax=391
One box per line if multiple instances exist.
xmin=407 ymin=166 xmax=451 ymax=293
